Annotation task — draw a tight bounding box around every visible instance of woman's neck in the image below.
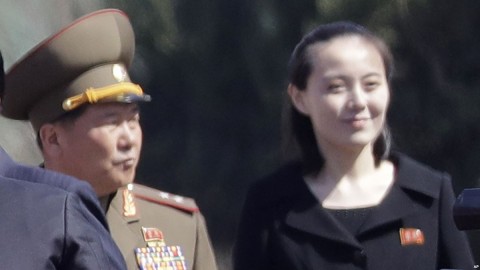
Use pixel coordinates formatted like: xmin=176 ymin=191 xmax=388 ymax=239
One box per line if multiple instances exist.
xmin=306 ymin=144 xmax=394 ymax=209
xmin=320 ymin=143 xmax=376 ymax=181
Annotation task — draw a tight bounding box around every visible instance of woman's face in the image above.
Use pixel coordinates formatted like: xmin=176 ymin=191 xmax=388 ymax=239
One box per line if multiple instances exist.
xmin=289 ymin=35 xmax=390 ymax=152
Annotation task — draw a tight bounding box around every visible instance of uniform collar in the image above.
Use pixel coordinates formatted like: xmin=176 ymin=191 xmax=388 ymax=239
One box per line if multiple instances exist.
xmin=107 ymin=186 xmax=141 ymax=223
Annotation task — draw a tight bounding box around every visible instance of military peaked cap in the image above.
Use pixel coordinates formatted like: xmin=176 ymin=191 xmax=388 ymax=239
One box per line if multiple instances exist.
xmin=2 ymin=9 xmax=150 ymax=131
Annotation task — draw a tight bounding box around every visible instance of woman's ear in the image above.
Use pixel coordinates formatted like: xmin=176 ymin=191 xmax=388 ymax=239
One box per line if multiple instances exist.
xmin=287 ymin=83 xmax=309 ymax=116
xmin=38 ymin=123 xmax=61 ymax=156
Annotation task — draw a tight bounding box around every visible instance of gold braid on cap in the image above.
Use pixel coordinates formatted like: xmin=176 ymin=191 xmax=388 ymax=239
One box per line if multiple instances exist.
xmin=62 ymin=82 xmax=144 ymax=111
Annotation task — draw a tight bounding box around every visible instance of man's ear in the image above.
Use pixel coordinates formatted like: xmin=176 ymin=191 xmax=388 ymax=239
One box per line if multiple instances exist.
xmin=287 ymin=83 xmax=309 ymax=116
xmin=38 ymin=123 xmax=61 ymax=156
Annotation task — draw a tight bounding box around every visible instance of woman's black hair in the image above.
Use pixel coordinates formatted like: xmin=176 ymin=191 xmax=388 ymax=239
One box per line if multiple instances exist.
xmin=285 ymin=21 xmax=393 ymax=175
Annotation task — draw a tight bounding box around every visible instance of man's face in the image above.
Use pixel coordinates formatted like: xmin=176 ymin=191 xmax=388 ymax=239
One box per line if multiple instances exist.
xmin=54 ymin=103 xmax=142 ymax=196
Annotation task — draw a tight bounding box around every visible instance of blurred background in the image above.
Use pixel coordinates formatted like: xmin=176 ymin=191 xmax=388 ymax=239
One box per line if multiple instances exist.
xmin=1 ymin=0 xmax=480 ymax=268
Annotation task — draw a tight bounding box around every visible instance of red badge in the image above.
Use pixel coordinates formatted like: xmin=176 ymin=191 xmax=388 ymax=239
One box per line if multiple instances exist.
xmin=399 ymin=228 xmax=425 ymax=246
xmin=142 ymin=227 xmax=164 ymax=242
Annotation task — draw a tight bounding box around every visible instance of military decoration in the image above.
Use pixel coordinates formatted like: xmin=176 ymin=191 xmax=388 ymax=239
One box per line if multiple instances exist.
xmin=135 ymin=227 xmax=187 ymax=270
xmin=141 ymin=227 xmax=166 ymax=247
xmin=135 ymin=246 xmax=186 ymax=270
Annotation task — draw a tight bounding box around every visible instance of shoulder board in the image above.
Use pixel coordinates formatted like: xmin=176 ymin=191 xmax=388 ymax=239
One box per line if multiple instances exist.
xmin=131 ymin=183 xmax=199 ymax=213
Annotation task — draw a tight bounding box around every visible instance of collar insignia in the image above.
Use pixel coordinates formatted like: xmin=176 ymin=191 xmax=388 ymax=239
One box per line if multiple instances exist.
xmin=122 ymin=184 xmax=137 ymax=217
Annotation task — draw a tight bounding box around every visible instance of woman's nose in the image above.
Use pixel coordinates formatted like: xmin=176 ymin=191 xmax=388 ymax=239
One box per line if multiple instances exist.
xmin=348 ymin=85 xmax=367 ymax=110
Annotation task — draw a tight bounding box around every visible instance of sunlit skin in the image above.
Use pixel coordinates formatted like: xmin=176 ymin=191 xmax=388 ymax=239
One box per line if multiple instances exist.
xmin=42 ymin=103 xmax=142 ymax=197
xmin=291 ymin=35 xmax=389 ymax=152
xmin=289 ymin=35 xmax=394 ymax=208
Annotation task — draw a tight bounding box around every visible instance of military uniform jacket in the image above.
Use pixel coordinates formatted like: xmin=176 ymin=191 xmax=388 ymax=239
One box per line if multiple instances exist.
xmin=106 ymin=183 xmax=218 ymax=270
xmin=233 ymin=152 xmax=475 ymax=270
xmin=0 ymin=148 xmax=126 ymax=269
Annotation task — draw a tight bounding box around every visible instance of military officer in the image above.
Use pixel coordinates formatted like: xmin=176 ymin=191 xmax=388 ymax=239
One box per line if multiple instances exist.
xmin=0 ymin=51 xmax=126 ymax=269
xmin=2 ymin=9 xmax=218 ymax=270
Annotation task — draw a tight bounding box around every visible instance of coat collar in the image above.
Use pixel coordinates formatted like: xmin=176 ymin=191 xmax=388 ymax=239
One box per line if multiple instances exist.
xmin=279 ymin=162 xmax=363 ymax=248
xmin=390 ymin=152 xmax=442 ymax=200
xmin=282 ymin=152 xmax=442 ymax=249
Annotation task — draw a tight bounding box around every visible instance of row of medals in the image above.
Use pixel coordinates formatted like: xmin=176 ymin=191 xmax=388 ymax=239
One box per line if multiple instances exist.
xmin=123 ymin=188 xmax=187 ymax=270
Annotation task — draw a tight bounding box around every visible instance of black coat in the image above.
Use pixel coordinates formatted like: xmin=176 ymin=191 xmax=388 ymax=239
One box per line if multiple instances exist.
xmin=0 ymin=148 xmax=126 ymax=269
xmin=233 ymin=153 xmax=475 ymax=270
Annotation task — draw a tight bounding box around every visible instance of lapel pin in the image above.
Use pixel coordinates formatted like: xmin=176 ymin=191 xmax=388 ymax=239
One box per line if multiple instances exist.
xmin=399 ymin=228 xmax=425 ymax=246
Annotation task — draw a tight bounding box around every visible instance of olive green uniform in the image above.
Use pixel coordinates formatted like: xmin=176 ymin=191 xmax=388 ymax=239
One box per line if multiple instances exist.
xmin=105 ymin=184 xmax=218 ymax=270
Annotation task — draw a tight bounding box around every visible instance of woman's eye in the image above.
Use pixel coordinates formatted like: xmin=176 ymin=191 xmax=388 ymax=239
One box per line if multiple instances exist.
xmin=364 ymin=81 xmax=380 ymax=91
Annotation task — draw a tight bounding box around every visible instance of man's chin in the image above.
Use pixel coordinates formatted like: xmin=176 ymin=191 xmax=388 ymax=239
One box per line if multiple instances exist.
xmin=114 ymin=177 xmax=135 ymax=188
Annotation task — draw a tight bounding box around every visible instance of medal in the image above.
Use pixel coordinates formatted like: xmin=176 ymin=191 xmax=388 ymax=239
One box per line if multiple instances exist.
xmin=135 ymin=246 xmax=186 ymax=270
xmin=142 ymin=227 xmax=166 ymax=247
xmin=135 ymin=227 xmax=187 ymax=270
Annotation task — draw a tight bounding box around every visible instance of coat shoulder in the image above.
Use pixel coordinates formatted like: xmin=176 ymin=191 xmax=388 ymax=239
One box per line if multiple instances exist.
xmin=392 ymin=152 xmax=449 ymax=199
xmin=131 ymin=183 xmax=199 ymax=213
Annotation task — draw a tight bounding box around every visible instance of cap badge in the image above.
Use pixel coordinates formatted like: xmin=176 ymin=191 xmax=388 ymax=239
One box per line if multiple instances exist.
xmin=112 ymin=64 xmax=128 ymax=82
xmin=399 ymin=228 xmax=425 ymax=246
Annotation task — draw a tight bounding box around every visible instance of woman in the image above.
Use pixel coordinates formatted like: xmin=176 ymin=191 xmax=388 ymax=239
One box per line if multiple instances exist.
xmin=233 ymin=22 xmax=474 ymax=269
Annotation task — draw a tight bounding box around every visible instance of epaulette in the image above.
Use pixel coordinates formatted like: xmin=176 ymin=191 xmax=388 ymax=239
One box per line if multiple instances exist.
xmin=131 ymin=183 xmax=199 ymax=213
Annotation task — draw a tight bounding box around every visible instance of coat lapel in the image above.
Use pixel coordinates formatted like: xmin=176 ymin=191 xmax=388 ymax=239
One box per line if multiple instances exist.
xmin=283 ymin=175 xmax=362 ymax=249
xmin=107 ymin=189 xmax=144 ymax=267
xmin=358 ymin=153 xmax=441 ymax=236
xmin=357 ymin=184 xmax=417 ymax=236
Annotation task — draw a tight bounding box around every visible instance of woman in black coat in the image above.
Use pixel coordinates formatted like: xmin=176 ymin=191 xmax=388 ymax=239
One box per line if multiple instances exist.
xmin=233 ymin=22 xmax=475 ymax=270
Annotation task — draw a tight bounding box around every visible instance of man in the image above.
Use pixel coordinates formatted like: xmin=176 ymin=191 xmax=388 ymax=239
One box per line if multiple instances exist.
xmin=0 ymin=51 xmax=126 ymax=269
xmin=2 ymin=9 xmax=218 ymax=270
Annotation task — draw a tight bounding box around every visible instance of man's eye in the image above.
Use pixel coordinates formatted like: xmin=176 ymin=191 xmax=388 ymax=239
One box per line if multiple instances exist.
xmin=327 ymin=84 xmax=345 ymax=93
